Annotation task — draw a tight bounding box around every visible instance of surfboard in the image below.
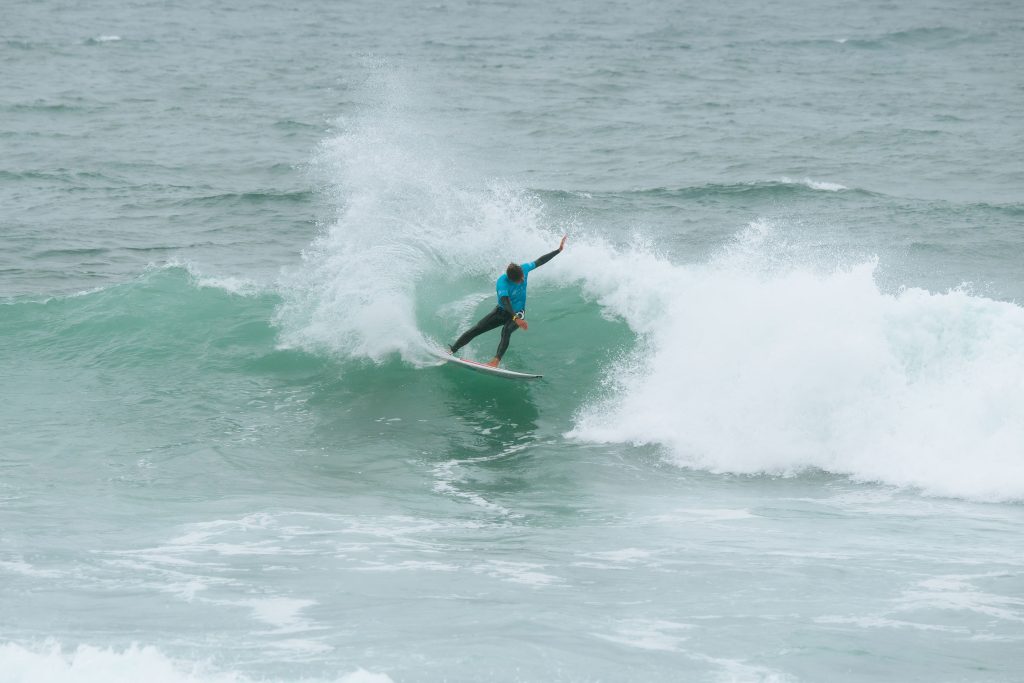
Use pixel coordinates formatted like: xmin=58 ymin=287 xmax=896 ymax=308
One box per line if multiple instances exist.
xmin=430 ymin=348 xmax=543 ymax=381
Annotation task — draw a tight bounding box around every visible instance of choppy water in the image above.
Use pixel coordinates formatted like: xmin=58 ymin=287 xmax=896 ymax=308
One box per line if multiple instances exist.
xmin=2 ymin=0 xmax=1023 ymax=681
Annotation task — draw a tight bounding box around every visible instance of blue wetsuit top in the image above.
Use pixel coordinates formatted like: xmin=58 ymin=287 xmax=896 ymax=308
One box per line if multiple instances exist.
xmin=495 ymin=262 xmax=536 ymax=313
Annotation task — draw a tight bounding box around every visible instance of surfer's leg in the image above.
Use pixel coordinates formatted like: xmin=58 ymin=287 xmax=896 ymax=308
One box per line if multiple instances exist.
xmin=493 ymin=319 xmax=519 ymax=361
xmin=450 ymin=307 xmax=507 ymax=353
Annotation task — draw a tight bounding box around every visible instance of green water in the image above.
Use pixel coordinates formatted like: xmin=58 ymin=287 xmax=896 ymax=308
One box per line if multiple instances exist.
xmin=2 ymin=0 xmax=1023 ymax=681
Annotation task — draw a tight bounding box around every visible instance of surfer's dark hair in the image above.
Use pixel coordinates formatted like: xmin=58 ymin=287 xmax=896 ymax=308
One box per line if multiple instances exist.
xmin=506 ymin=263 xmax=524 ymax=282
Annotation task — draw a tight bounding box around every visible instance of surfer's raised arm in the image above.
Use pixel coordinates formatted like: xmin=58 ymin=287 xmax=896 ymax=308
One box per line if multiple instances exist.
xmin=533 ymin=235 xmax=567 ymax=268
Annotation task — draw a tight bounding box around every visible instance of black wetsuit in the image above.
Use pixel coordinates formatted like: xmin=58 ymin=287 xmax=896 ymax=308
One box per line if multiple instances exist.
xmin=450 ymin=247 xmax=561 ymax=360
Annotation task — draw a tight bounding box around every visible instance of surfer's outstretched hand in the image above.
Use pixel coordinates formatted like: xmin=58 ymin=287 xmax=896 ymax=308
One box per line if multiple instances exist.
xmin=515 ymin=317 xmax=528 ymax=331
xmin=558 ymin=235 xmax=567 ymax=252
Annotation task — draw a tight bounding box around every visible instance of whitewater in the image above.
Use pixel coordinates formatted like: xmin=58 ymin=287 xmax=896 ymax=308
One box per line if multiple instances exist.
xmin=3 ymin=0 xmax=1023 ymax=681
xmin=277 ymin=107 xmax=1024 ymax=502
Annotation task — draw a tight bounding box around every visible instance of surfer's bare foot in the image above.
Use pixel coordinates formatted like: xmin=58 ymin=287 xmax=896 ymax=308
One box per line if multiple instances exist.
xmin=486 ymin=357 xmax=500 ymax=367
xmin=447 ymin=345 xmax=456 ymax=354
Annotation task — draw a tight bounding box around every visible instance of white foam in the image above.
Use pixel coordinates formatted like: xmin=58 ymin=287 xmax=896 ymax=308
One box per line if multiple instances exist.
xmin=246 ymin=597 xmax=317 ymax=632
xmin=780 ymin=176 xmax=847 ymax=191
xmin=592 ymin=619 xmax=692 ymax=652
xmin=163 ymin=261 xmax=266 ymax=296
xmin=338 ymin=671 xmax=393 ymax=683
xmin=431 ymin=460 xmax=514 ymax=515
xmin=896 ymin=574 xmax=1024 ymax=623
xmin=194 ymin=275 xmax=263 ymax=297
xmin=570 ymin=220 xmax=1024 ymax=502
xmin=814 ymin=615 xmax=964 ymax=632
xmin=266 ymin=639 xmax=334 ymax=654
xmin=0 ymin=558 xmax=63 ymax=578
xmin=353 ymin=560 xmax=459 ymax=572
xmin=704 ymin=656 xmax=794 ymax=683
xmin=587 ymin=548 xmax=653 ymax=563
xmin=645 ymin=508 xmax=755 ymax=524
xmin=0 ymin=641 xmax=391 ymax=683
xmin=473 ymin=560 xmax=562 ymax=586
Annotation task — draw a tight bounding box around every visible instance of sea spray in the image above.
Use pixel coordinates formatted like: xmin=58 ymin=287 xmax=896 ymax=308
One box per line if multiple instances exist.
xmin=274 ymin=100 xmax=566 ymax=364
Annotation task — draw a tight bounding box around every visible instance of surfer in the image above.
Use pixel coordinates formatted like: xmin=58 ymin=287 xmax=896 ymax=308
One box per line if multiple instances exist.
xmin=449 ymin=236 xmax=567 ymax=367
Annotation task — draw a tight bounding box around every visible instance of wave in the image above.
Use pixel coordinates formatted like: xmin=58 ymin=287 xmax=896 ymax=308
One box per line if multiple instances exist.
xmin=274 ymin=89 xmax=1024 ymax=502
xmin=789 ymin=26 xmax=983 ymax=50
xmin=10 ymin=84 xmax=1021 ymax=502
xmin=0 ymin=169 xmax=119 ymax=185
xmin=537 ymin=179 xmax=863 ymax=205
xmin=8 ymin=236 xmax=1022 ymax=502
xmin=4 ymin=39 xmax=38 ymax=50
xmin=0 ymin=640 xmax=392 ymax=683
xmin=176 ymin=190 xmax=315 ymax=208
xmin=863 ymin=26 xmax=979 ymax=47
xmin=6 ymin=102 xmax=92 ymax=114
xmin=778 ymin=177 xmax=847 ymax=192
xmin=0 ymin=266 xmax=279 ymax=366
xmin=966 ymin=201 xmax=1024 ymax=217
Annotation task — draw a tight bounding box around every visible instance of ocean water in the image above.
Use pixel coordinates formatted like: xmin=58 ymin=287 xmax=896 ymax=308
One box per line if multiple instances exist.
xmin=2 ymin=0 xmax=1023 ymax=681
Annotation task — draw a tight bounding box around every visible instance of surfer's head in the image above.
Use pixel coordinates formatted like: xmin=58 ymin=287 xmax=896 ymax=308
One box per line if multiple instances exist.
xmin=506 ymin=263 xmax=524 ymax=284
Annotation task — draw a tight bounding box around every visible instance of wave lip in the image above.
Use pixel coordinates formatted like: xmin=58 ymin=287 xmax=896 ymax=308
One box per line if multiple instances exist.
xmin=778 ymin=176 xmax=847 ymax=192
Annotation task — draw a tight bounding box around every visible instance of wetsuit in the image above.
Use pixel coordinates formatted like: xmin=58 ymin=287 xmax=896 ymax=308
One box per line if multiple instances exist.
xmin=450 ymin=247 xmax=561 ymax=360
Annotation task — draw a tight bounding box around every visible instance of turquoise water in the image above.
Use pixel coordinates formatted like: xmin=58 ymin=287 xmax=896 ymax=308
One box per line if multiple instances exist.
xmin=2 ymin=0 xmax=1023 ymax=681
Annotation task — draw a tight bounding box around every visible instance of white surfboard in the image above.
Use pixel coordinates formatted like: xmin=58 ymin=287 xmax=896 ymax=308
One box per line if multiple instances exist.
xmin=430 ymin=348 xmax=543 ymax=381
